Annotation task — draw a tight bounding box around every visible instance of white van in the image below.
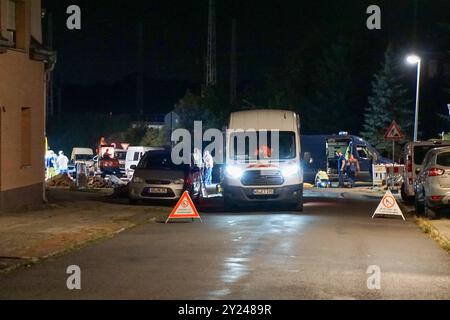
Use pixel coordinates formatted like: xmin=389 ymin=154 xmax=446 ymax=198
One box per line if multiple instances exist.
xmin=71 ymin=147 xmax=95 ymax=170
xmin=223 ymin=110 xmax=303 ymax=211
xmin=125 ymin=146 xmax=162 ymax=179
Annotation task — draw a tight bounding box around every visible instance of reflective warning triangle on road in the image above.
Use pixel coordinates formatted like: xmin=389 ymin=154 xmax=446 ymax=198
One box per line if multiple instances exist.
xmin=165 ymin=191 xmax=202 ymax=223
xmin=384 ymin=120 xmax=404 ymax=141
xmin=372 ymin=190 xmax=405 ymax=220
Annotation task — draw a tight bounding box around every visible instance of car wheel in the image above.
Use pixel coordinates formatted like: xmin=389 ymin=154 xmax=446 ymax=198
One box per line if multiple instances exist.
xmin=415 ymin=193 xmax=425 ymax=216
xmin=424 ymin=203 xmax=437 ymax=220
xmin=223 ymin=193 xmax=236 ymax=212
xmin=401 ymin=184 xmax=414 ymax=204
xmin=293 ymin=185 xmax=304 ymax=212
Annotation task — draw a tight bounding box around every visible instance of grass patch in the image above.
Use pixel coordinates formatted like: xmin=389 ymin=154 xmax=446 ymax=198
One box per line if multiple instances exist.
xmin=415 ymin=217 xmax=450 ymax=254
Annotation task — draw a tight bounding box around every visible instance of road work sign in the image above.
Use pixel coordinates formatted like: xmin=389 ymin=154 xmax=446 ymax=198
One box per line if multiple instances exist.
xmin=372 ymin=190 xmax=405 ymax=220
xmin=166 ymin=191 xmax=202 ymax=223
xmin=384 ymin=120 xmax=404 ymax=141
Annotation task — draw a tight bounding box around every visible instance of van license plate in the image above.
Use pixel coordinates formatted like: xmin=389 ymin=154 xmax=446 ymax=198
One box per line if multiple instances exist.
xmin=253 ymin=189 xmax=274 ymax=195
xmin=149 ymin=188 xmax=167 ymax=194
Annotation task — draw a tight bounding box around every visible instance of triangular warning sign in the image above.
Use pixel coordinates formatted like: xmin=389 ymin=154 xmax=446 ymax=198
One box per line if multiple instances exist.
xmin=166 ymin=191 xmax=202 ymax=223
xmin=372 ymin=190 xmax=405 ymax=220
xmin=384 ymin=120 xmax=404 ymax=141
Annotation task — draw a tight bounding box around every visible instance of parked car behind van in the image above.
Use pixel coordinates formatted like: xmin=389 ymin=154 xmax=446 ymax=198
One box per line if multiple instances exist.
xmin=401 ymin=140 xmax=450 ymax=203
xmin=128 ymin=150 xmax=202 ymax=204
xmin=71 ymin=148 xmax=94 ymax=167
xmin=414 ymin=146 xmax=450 ymax=219
xmin=125 ymin=146 xmax=162 ymax=180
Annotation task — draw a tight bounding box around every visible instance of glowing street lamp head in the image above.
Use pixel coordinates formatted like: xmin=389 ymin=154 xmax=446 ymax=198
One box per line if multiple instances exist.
xmin=406 ymin=55 xmax=421 ymax=64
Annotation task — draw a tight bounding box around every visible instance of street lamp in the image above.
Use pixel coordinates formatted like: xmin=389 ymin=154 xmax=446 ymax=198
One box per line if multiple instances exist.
xmin=406 ymin=54 xmax=421 ymax=142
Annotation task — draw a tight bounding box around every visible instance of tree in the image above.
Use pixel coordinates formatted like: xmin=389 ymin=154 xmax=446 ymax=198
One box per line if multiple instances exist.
xmin=140 ymin=128 xmax=169 ymax=147
xmin=361 ymin=45 xmax=412 ymax=152
xmin=174 ymin=89 xmax=229 ymax=132
xmin=312 ymin=38 xmax=357 ymax=133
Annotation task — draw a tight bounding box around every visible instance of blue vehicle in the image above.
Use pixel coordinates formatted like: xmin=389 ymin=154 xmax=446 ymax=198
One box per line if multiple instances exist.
xmin=301 ymin=133 xmax=390 ymax=183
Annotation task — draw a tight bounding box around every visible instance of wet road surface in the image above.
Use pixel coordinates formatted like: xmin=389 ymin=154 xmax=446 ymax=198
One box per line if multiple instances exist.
xmin=0 ymin=196 xmax=449 ymax=299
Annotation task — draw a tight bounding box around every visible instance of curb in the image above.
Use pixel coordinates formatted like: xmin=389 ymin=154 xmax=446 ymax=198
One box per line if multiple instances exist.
xmin=396 ymin=200 xmax=450 ymax=253
xmin=0 ymin=213 xmax=166 ymax=275
xmin=414 ymin=217 xmax=450 ymax=253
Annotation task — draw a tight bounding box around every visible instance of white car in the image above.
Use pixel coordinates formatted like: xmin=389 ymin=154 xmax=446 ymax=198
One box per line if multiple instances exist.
xmin=414 ymin=146 xmax=450 ymax=219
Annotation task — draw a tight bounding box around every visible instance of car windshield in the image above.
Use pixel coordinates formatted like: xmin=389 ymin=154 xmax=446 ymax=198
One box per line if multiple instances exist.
xmin=414 ymin=146 xmax=437 ymax=165
xmin=230 ymin=131 xmax=296 ymax=161
xmin=436 ymin=152 xmax=450 ymax=167
xmin=138 ymin=152 xmax=187 ymax=171
xmin=75 ymin=154 xmax=93 ymax=161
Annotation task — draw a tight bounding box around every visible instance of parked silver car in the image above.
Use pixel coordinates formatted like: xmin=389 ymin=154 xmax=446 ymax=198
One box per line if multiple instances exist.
xmin=401 ymin=140 xmax=450 ymax=203
xmin=128 ymin=150 xmax=202 ymax=204
xmin=414 ymin=147 xmax=450 ymax=219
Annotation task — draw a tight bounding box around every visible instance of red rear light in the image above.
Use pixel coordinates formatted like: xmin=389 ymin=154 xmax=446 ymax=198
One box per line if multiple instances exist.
xmin=431 ymin=196 xmax=444 ymax=201
xmin=428 ymin=168 xmax=445 ymax=177
xmin=184 ymin=175 xmax=193 ymax=187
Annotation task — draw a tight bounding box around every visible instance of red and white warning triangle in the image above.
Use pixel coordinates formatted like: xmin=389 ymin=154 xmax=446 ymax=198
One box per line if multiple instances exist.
xmin=166 ymin=191 xmax=202 ymax=223
xmin=372 ymin=189 xmax=405 ymax=220
xmin=384 ymin=120 xmax=404 ymax=140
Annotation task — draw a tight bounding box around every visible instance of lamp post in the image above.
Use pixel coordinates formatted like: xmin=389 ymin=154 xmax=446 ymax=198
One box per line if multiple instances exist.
xmin=406 ymin=55 xmax=421 ymax=142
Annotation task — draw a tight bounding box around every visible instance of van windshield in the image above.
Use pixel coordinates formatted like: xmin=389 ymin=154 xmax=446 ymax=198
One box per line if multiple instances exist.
xmin=230 ymin=131 xmax=296 ymax=161
xmin=414 ymin=146 xmax=437 ymax=165
xmin=115 ymin=152 xmax=126 ymax=160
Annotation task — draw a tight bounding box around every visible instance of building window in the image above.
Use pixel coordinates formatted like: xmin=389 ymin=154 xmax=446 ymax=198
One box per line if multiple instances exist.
xmin=6 ymin=0 xmax=26 ymax=49
xmin=6 ymin=0 xmax=16 ymax=45
xmin=21 ymin=107 xmax=31 ymax=167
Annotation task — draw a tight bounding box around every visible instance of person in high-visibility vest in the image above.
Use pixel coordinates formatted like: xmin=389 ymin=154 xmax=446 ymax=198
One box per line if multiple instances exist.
xmin=345 ymin=154 xmax=360 ymax=188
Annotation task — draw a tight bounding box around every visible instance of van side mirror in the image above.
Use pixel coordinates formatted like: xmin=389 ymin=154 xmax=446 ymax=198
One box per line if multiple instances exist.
xmin=130 ymin=165 xmax=137 ymax=170
xmin=304 ymin=152 xmax=313 ymax=164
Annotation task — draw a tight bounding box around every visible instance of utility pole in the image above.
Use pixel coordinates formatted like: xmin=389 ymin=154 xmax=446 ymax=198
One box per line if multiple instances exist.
xmin=206 ymin=0 xmax=217 ymax=88
xmin=136 ymin=21 xmax=144 ymax=116
xmin=230 ymin=19 xmax=237 ymax=105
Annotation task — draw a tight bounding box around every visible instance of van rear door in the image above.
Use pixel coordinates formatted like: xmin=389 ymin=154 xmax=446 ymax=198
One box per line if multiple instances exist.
xmin=326 ymin=137 xmax=351 ymax=177
xmin=354 ymin=144 xmax=374 ymax=181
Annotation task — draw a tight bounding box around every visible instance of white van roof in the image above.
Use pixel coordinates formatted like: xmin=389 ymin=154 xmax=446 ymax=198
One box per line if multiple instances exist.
xmin=229 ymin=109 xmax=298 ymax=131
xmin=71 ymin=147 xmax=94 ymax=155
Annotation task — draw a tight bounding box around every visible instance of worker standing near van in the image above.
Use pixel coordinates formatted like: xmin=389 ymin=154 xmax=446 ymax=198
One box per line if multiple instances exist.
xmin=45 ymin=150 xmax=57 ymax=180
xmin=346 ymin=155 xmax=360 ymax=188
xmin=56 ymin=151 xmax=69 ymax=176
xmin=336 ymin=150 xmax=346 ymax=187
xmin=192 ymin=148 xmax=203 ymax=168
xmin=203 ymin=150 xmax=214 ymax=186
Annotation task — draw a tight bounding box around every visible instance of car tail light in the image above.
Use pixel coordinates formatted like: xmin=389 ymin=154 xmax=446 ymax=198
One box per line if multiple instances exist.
xmin=428 ymin=168 xmax=445 ymax=177
xmin=184 ymin=176 xmax=193 ymax=187
xmin=431 ymin=196 xmax=444 ymax=201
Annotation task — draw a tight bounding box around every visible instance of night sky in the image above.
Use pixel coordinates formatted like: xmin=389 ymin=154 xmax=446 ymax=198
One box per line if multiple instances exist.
xmin=42 ymin=0 xmax=450 ymax=135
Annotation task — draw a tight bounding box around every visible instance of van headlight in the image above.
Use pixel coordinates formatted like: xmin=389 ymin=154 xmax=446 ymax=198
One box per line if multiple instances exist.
xmin=281 ymin=165 xmax=299 ymax=178
xmin=225 ymin=166 xmax=243 ymax=179
xmin=132 ymin=176 xmax=145 ymax=183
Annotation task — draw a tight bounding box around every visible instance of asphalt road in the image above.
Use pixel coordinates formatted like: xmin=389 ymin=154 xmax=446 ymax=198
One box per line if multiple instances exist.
xmin=0 ymin=193 xmax=449 ymax=300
